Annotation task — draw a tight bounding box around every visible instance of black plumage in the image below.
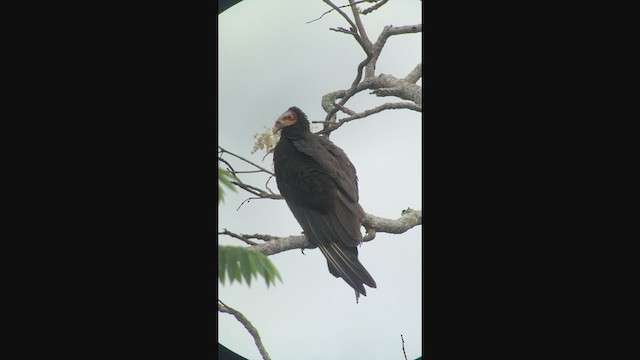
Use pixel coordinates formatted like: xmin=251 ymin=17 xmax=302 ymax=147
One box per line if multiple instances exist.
xmin=272 ymin=106 xmax=376 ymax=301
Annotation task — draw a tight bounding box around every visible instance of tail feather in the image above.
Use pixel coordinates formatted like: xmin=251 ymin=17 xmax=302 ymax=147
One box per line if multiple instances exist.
xmin=318 ymin=242 xmax=377 ymax=299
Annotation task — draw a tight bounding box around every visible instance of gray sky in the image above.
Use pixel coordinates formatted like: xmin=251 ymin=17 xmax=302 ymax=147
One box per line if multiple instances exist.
xmin=218 ymin=1 xmax=422 ymax=359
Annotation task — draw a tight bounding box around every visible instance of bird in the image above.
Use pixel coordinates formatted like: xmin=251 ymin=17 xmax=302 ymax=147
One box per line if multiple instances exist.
xmin=271 ymin=106 xmax=376 ymax=302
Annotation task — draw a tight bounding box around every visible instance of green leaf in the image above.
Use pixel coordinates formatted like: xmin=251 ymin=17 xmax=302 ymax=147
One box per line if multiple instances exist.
xmin=239 ymin=248 xmax=253 ymax=287
xmin=218 ymin=245 xmax=227 ymax=285
xmin=218 ymin=245 xmax=282 ymax=288
xmin=218 ymin=167 xmax=237 ymax=204
xmin=226 ymin=247 xmax=240 ymax=285
xmin=261 ymin=255 xmax=283 ymax=287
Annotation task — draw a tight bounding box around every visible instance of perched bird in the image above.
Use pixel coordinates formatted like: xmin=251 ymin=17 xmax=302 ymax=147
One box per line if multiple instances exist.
xmin=272 ymin=106 xmax=376 ymax=302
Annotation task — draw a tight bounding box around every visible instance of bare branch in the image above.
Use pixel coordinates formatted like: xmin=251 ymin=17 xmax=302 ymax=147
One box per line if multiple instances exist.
xmin=336 ymin=104 xmax=356 ymax=116
xmin=236 ymin=197 xmax=260 ymax=211
xmin=219 ymin=300 xmax=272 ymax=360
xmin=404 ymin=63 xmax=422 ymax=83
xmin=250 ymin=209 xmax=422 ymax=256
xmin=218 ymin=229 xmax=260 ymax=246
xmin=230 ymin=180 xmax=284 ymax=200
xmin=250 ymin=234 xmax=313 ymax=256
xmin=361 ymin=0 xmax=389 ymax=15
xmin=373 ymin=74 xmax=422 ymax=106
xmin=219 ymin=146 xmax=283 ymax=200
xmin=219 ymin=229 xmax=280 ymax=245
xmin=362 ymin=208 xmax=422 ymax=234
xmin=401 ymin=334 xmax=408 ymax=360
xmin=349 ymin=0 xmax=373 ymax=48
xmin=322 ymin=0 xmax=358 ymax=36
xmin=329 ymin=27 xmax=354 ymax=35
xmin=306 ymin=1 xmax=371 ymax=24
xmin=367 ymin=24 xmax=422 ymax=79
xmin=264 ymin=175 xmax=277 ymax=194
xmin=233 ymin=170 xmax=264 ymax=174
xmin=318 ymin=22 xmax=422 ymax=136
xmin=313 ymin=101 xmax=421 ymax=133
xmin=218 ymin=146 xmax=275 ymax=176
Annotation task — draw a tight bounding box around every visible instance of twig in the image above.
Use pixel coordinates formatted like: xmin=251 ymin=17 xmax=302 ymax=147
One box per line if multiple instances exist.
xmin=322 ymin=0 xmax=359 ymax=35
xmin=237 ymin=196 xmax=265 ymax=211
xmin=306 ymin=0 xmax=371 ymax=24
xmin=312 ymin=102 xmax=421 ymax=133
xmin=218 ymin=157 xmax=236 ymax=173
xmin=401 ymin=334 xmax=407 ymax=360
xmin=230 ymin=181 xmax=283 ymax=201
xmin=361 ymin=0 xmax=388 ymax=15
xmin=218 ymin=146 xmax=275 ymax=176
xmin=218 ymin=229 xmax=259 ymax=245
xmin=265 ymin=175 xmax=277 ymax=194
xmin=218 ymin=300 xmax=272 ymax=360
xmin=219 ymin=229 xmax=281 ymax=244
xmin=261 ymin=149 xmax=273 ymax=162
xmin=233 ymin=170 xmax=264 ymax=174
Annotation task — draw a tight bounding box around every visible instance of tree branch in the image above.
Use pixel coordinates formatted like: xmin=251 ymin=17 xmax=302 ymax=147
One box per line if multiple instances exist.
xmin=361 ymin=0 xmax=389 ymax=15
xmin=218 ymin=300 xmax=272 ymax=360
xmin=362 ymin=208 xmax=422 ymax=234
xmin=219 ymin=146 xmax=274 ymax=176
xmin=401 ymin=334 xmax=408 ymax=360
xmin=317 ymin=21 xmax=422 ymax=136
xmin=230 ymin=181 xmax=283 ymax=200
xmin=248 ymin=209 xmax=422 ymax=256
xmin=306 ymin=0 xmax=372 ymax=24
xmin=312 ymin=102 xmax=421 ymax=132
xmin=349 ymin=0 xmax=373 ymax=48
xmin=219 ymin=229 xmax=280 ymax=245
xmin=404 ymin=63 xmax=422 ymax=84
xmin=321 ymin=0 xmax=375 ymax=137
xmin=322 ymin=0 xmax=358 ymax=33
xmin=219 ymin=146 xmax=284 ymax=201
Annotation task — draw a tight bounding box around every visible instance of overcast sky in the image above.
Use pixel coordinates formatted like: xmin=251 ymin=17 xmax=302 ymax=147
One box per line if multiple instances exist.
xmin=218 ymin=1 xmax=422 ymax=359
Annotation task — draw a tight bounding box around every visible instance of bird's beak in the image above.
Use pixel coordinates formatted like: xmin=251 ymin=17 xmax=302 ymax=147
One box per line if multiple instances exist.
xmin=272 ymin=119 xmax=283 ymax=134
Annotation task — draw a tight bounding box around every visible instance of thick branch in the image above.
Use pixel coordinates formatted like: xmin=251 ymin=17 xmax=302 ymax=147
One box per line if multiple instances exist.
xmin=362 ymin=208 xmax=422 ymax=234
xmin=249 ymin=209 xmax=422 ymax=256
xmin=404 ymin=63 xmax=422 ymax=83
xmin=372 ymin=74 xmax=422 ymax=106
xmin=218 ymin=300 xmax=272 ymax=360
xmin=367 ymin=24 xmax=422 ymax=79
xmin=316 ymin=74 xmax=422 ymax=136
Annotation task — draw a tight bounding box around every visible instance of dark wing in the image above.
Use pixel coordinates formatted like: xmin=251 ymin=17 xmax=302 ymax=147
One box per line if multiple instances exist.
xmin=273 ymin=132 xmax=376 ymax=297
xmin=287 ymin=132 xmax=366 ymax=246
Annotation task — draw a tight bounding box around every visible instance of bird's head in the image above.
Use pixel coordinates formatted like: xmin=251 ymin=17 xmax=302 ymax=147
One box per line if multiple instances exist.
xmin=272 ymin=106 xmax=310 ymax=134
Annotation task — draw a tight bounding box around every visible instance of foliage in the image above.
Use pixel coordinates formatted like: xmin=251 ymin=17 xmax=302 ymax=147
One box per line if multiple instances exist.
xmin=251 ymin=126 xmax=280 ymax=155
xmin=218 ymin=245 xmax=283 ymax=287
xmin=218 ymin=167 xmax=281 ymax=288
xmin=218 ymin=166 xmax=237 ymax=204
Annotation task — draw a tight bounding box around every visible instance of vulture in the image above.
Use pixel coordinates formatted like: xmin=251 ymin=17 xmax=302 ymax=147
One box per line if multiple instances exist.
xmin=272 ymin=106 xmax=376 ymax=302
